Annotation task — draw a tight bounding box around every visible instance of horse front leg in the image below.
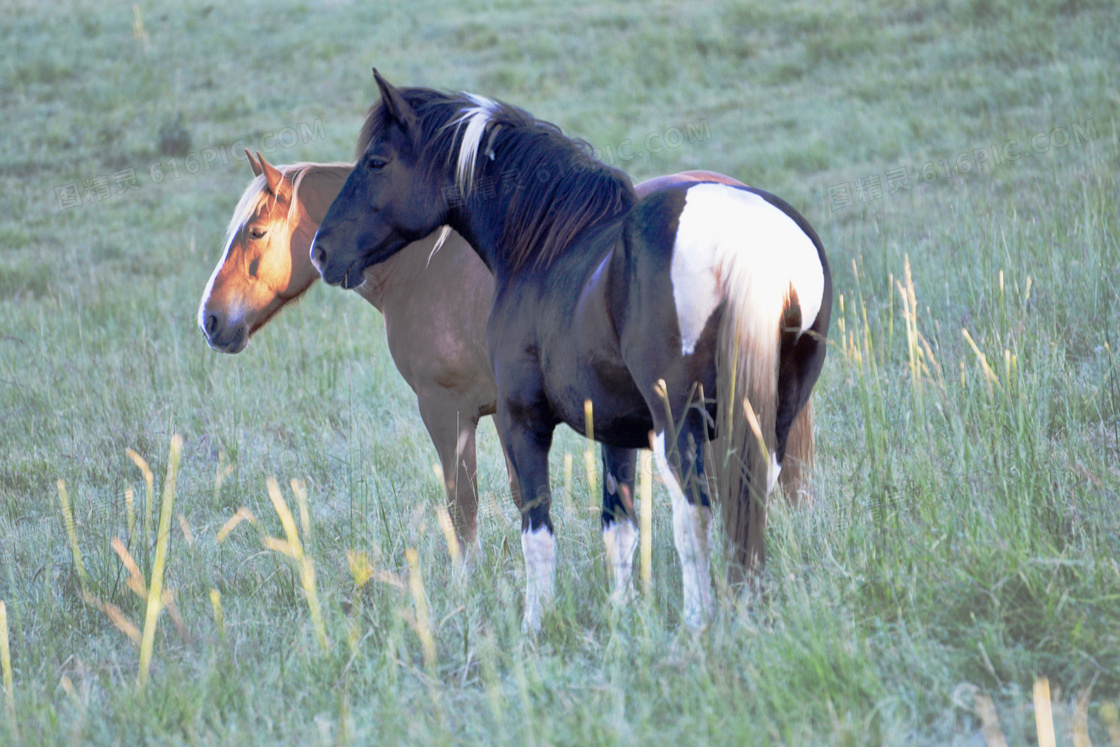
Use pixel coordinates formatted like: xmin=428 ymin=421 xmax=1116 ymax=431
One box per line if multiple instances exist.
xmin=495 ymin=401 xmax=557 ymax=633
xmin=600 ymin=445 xmax=639 ymax=598
xmin=416 ymin=388 xmax=480 ymax=559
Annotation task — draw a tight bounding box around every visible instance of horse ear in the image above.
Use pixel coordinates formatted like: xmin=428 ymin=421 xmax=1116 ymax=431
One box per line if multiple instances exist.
xmin=245 ymin=149 xmax=263 ymax=177
xmin=373 ymin=68 xmax=418 ymax=134
xmin=256 ymin=151 xmax=284 ymax=195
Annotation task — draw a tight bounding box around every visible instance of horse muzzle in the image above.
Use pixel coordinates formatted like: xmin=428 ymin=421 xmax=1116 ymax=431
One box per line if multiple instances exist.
xmin=200 ymin=311 xmax=249 ymax=354
xmin=312 ymin=238 xmax=366 ymax=290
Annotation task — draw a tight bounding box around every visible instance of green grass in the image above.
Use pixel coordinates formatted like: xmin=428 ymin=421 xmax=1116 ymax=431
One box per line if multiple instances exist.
xmin=2 ymin=0 xmax=1119 ymax=743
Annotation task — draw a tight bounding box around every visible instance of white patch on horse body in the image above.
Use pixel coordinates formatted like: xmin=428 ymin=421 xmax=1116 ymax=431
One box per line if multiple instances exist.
xmin=602 ymin=516 xmax=639 ymax=598
xmin=520 ymin=524 xmax=556 ymax=633
xmin=451 ymin=93 xmax=499 ymax=197
xmin=653 ymin=431 xmax=712 ymax=630
xmin=768 ymin=453 xmax=781 ymax=496
xmin=670 ymin=184 xmax=826 ymax=355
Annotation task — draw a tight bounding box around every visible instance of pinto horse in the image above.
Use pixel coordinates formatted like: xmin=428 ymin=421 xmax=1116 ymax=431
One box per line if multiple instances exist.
xmin=197 ymin=153 xmax=819 ymax=587
xmin=312 ymin=73 xmax=831 ymax=630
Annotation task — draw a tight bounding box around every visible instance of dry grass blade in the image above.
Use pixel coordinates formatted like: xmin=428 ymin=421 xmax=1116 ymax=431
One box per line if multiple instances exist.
xmin=177 ymin=513 xmax=194 ymax=546
xmin=137 ymin=434 xmax=182 ymax=688
xmin=291 ymin=478 xmax=311 ymax=546
xmin=266 ymin=477 xmax=303 ymax=557
xmin=81 ymin=592 xmax=140 ymax=644
xmin=375 ymin=570 xmax=407 ymax=590
xmin=1101 ymin=701 xmax=1120 ymax=746
xmin=216 ymin=507 xmax=257 ymax=544
xmin=742 ymin=397 xmax=771 ymax=465
xmin=299 ymin=557 xmax=328 ymax=653
xmin=264 ymin=477 xmax=328 ymax=653
xmin=56 ymin=480 xmax=88 ymax=594
xmin=974 ymin=693 xmax=1008 ymax=747
xmin=262 ymin=536 xmax=298 ymax=558
xmin=563 ymin=452 xmax=573 ymax=504
xmin=0 ymin=600 xmax=15 ymax=735
xmin=124 ymin=486 xmax=136 ymax=543
xmin=346 ymin=550 xmax=375 ymax=589
xmin=639 ymin=449 xmax=653 ymax=599
xmin=209 ymin=589 xmax=225 ymax=644
xmin=962 ymin=328 xmax=1001 ymax=394
xmin=58 ymin=675 xmax=82 ymax=713
xmin=125 ymin=448 xmax=155 ymax=549
xmin=160 ymin=590 xmax=189 ymax=644
xmin=583 ymin=399 xmax=598 ymax=506
xmin=110 ymin=537 xmax=147 ymax=600
xmin=405 ymin=548 xmax=438 ymax=671
xmin=1072 ymin=687 xmax=1091 ymax=747
xmin=435 ymin=506 xmax=461 ymax=565
xmin=1032 ymin=678 xmax=1056 ymax=747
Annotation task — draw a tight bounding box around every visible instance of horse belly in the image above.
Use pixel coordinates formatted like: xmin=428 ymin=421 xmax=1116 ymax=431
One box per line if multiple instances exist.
xmin=544 ymin=354 xmax=653 ymax=449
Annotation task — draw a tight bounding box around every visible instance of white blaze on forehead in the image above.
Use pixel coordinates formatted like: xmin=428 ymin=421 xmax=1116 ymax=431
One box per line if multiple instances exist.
xmin=199 ymin=173 xmax=285 ymax=328
xmin=670 ymin=184 xmax=826 ymax=355
xmin=653 ymin=431 xmax=712 ymax=630
xmin=452 ymin=93 xmax=499 ymax=197
xmin=198 ymin=234 xmax=244 ymax=329
xmin=520 ymin=524 xmax=556 ymax=633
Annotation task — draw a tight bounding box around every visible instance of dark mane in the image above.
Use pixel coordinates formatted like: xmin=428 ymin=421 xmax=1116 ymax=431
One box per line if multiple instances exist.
xmin=355 ymin=88 xmax=636 ymax=272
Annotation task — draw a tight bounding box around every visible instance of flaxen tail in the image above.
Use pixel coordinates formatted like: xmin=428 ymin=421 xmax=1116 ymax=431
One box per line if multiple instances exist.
xmin=779 ymin=398 xmax=814 ymax=505
xmin=715 ymin=251 xmax=797 ymax=586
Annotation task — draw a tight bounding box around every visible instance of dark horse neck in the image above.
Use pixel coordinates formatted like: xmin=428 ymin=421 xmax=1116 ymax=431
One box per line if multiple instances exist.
xmin=442 ymin=133 xmax=637 ymax=280
xmin=446 ymin=197 xmax=631 ymax=282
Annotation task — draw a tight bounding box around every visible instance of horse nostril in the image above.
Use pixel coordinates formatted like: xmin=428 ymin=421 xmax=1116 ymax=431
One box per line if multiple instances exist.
xmin=314 ymin=245 xmax=327 ymax=267
xmin=204 ymin=313 xmax=221 ymax=338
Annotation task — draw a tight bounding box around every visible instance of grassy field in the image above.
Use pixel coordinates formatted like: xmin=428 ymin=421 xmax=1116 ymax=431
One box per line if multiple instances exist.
xmin=2 ymin=0 xmax=1119 ymax=743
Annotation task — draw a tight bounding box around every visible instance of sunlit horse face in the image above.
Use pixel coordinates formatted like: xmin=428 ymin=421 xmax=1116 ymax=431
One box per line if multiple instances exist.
xmin=312 ymin=75 xmax=449 ymax=289
xmin=198 ymin=153 xmax=321 ymax=353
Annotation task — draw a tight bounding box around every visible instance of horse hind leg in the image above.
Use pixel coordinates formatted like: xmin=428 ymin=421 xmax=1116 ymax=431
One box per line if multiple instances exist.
xmin=651 ymin=406 xmax=713 ymax=630
xmin=416 ymin=389 xmax=481 ymax=559
xmin=600 ymin=444 xmax=639 ymax=599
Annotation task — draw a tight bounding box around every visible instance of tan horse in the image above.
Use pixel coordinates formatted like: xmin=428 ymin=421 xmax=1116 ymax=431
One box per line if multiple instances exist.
xmin=198 ymin=153 xmax=815 ymax=557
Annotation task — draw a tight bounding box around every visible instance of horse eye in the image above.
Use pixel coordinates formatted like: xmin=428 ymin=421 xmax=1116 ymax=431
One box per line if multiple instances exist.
xmin=367 ymin=156 xmax=388 ymax=170
xmin=249 ymin=227 xmax=267 ymax=240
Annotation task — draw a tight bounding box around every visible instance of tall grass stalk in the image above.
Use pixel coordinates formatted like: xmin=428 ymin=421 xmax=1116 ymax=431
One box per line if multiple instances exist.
xmin=583 ymin=399 xmax=598 ymax=509
xmin=435 ymin=505 xmax=461 ymax=566
xmin=0 ymin=601 xmax=15 ymax=737
xmin=264 ymin=476 xmax=329 ymax=653
xmin=124 ymin=486 xmax=136 ymax=544
xmin=137 ymin=434 xmax=182 ymax=689
xmin=974 ymin=693 xmax=1008 ymax=747
xmin=56 ymin=480 xmax=87 ymax=594
xmin=209 ymin=590 xmax=225 ymax=644
xmin=126 ymin=448 xmax=155 ymax=554
xmin=639 ymin=450 xmax=653 ymax=599
xmin=405 ymin=547 xmax=438 ymax=672
xmin=1033 ymin=677 xmax=1056 ymax=747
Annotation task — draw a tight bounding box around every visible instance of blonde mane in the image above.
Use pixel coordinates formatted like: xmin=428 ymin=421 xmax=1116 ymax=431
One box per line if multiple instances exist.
xmin=222 ymin=161 xmax=353 ymax=248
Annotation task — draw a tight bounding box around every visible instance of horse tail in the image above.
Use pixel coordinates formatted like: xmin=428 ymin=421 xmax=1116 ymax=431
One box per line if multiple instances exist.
xmin=779 ymin=397 xmax=814 ymax=504
xmin=714 ymin=244 xmax=798 ymax=587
